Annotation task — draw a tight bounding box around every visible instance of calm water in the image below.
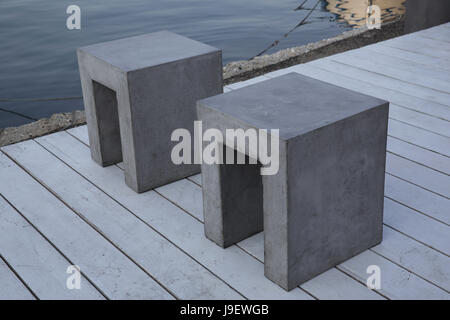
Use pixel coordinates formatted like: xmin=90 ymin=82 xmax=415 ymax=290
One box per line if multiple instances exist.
xmin=0 ymin=0 xmax=404 ymax=128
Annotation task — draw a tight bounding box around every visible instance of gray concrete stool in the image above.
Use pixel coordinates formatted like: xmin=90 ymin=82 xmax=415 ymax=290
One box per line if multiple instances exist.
xmin=197 ymin=73 xmax=389 ymax=291
xmin=77 ymin=31 xmax=222 ymax=193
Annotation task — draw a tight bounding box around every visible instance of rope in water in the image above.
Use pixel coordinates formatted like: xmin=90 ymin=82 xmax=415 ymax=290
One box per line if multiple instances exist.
xmin=0 ymin=97 xmax=82 ymax=121
xmin=0 ymin=107 xmax=37 ymax=121
xmin=294 ymin=0 xmax=309 ymax=11
xmin=250 ymin=0 xmax=321 ymax=59
xmin=0 ymin=96 xmax=82 ymax=103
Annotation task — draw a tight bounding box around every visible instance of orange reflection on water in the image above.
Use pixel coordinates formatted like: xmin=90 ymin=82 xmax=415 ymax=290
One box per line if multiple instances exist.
xmin=325 ymin=0 xmax=405 ymax=28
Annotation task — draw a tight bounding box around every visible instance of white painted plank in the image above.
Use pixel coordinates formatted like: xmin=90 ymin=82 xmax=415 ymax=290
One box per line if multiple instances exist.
xmin=286 ymin=62 xmax=450 ymax=122
xmin=149 ymin=162 xmax=450 ymax=299
xmin=156 ymin=179 xmax=204 ymax=222
xmin=238 ymin=206 xmax=450 ymax=298
xmin=385 ymin=174 xmax=450 ymax=226
xmin=234 ymin=176 xmax=450 ymax=292
xmin=3 ymin=140 xmax=243 ymax=300
xmin=227 ymin=76 xmax=270 ymax=90
xmin=415 ymin=24 xmax=450 ymax=40
xmin=66 ymin=125 xmax=89 ymax=145
xmin=336 ymin=48 xmax=450 ymax=91
xmin=381 ymin=33 xmax=450 ymax=60
xmin=420 ymin=23 xmax=450 ymax=32
xmin=372 ymin=226 xmax=450 ymax=292
xmin=274 ymin=64 xmax=450 ymax=157
xmin=0 ymin=196 xmax=104 ymax=300
xmin=237 ymin=233 xmax=384 ymax=300
xmin=238 ymin=232 xmax=264 ymax=261
xmin=389 ymin=105 xmax=450 ymax=137
xmin=67 ymin=125 xmax=126 ymax=169
xmin=418 ymin=32 xmax=450 ymax=44
xmin=386 ymin=153 xmax=450 ymax=198
xmin=187 ymin=174 xmax=202 ymax=186
xmin=79 ymin=135 xmax=205 ymax=221
xmin=0 ymin=151 xmax=173 ymax=300
xmin=0 ymin=258 xmax=35 ymax=300
xmin=384 ymin=198 xmax=450 ymax=256
xmin=338 ymin=250 xmax=448 ymax=300
xmin=65 ymin=129 xmax=215 ymax=224
xmin=417 ymin=26 xmax=450 ymax=43
xmin=388 ymin=120 xmax=450 ymax=158
xmin=300 ymin=268 xmax=384 ymax=300
xmin=309 ymin=58 xmax=450 ymax=106
xmin=67 ymin=123 xmax=450 ymax=297
xmin=264 ymin=66 xmax=299 ymax=78
xmin=330 ymin=49 xmax=450 ymax=93
xmin=36 ymin=131 xmax=313 ymax=300
xmin=365 ymin=44 xmax=450 ymax=71
xmin=387 ymin=137 xmax=450 ymax=175
xmin=234 ymin=177 xmax=450 ymax=291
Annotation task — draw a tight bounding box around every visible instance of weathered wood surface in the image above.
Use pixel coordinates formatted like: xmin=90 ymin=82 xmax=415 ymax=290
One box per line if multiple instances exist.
xmin=0 ymin=257 xmax=35 ymax=300
xmin=0 ymin=196 xmax=104 ymax=300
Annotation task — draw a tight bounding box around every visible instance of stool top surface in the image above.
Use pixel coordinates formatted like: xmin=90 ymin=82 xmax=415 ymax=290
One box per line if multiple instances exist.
xmin=198 ymin=73 xmax=388 ymax=140
xmin=78 ymin=31 xmax=220 ymax=72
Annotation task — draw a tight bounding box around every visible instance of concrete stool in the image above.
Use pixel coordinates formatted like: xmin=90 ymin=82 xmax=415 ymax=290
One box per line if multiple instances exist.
xmin=197 ymin=73 xmax=389 ymax=291
xmin=77 ymin=31 xmax=222 ymax=193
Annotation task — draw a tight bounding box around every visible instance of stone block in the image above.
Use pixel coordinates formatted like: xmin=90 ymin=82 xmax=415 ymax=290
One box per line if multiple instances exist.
xmin=77 ymin=31 xmax=222 ymax=192
xmin=197 ymin=73 xmax=389 ymax=290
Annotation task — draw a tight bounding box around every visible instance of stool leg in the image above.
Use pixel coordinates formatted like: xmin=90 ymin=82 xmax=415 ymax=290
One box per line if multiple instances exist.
xmin=264 ymin=110 xmax=386 ymax=291
xmin=80 ymin=71 xmax=122 ymax=166
xmin=202 ymin=145 xmax=264 ymax=248
xmin=262 ymin=143 xmax=290 ymax=290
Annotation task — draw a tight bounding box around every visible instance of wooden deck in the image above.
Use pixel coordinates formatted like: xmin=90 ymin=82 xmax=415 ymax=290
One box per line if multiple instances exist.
xmin=1 ymin=24 xmax=449 ymax=300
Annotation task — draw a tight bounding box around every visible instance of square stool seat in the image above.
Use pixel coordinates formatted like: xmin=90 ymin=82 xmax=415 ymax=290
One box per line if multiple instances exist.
xmin=77 ymin=31 xmax=222 ymax=192
xmin=197 ymin=72 xmax=389 ymax=290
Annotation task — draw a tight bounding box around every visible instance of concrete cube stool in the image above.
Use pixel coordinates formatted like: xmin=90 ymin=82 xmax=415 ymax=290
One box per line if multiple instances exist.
xmin=197 ymin=73 xmax=389 ymax=291
xmin=77 ymin=31 xmax=222 ymax=193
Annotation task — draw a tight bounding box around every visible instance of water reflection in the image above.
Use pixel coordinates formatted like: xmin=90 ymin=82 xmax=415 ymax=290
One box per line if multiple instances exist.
xmin=254 ymin=0 xmax=405 ymax=58
xmin=325 ymin=0 xmax=405 ymax=27
xmin=0 ymin=0 xmax=406 ymax=128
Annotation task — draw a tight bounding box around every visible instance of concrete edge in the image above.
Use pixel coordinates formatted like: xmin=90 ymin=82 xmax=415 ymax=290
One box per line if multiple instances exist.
xmin=0 ymin=19 xmax=404 ymax=148
xmin=0 ymin=110 xmax=86 ymax=147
